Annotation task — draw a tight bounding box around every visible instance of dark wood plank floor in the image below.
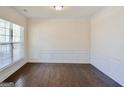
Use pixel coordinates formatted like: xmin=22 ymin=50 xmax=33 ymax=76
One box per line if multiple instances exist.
xmin=4 ymin=63 xmax=121 ymax=87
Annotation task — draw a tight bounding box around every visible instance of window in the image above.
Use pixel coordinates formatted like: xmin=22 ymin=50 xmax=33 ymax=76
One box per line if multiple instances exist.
xmin=13 ymin=24 xmax=24 ymax=62
xmin=0 ymin=19 xmax=24 ymax=69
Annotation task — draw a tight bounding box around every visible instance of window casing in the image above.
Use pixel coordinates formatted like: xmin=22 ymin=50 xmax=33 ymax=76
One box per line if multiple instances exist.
xmin=0 ymin=19 xmax=24 ymax=69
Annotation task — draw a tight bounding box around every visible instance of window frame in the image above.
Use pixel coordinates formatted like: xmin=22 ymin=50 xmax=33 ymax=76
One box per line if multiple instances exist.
xmin=0 ymin=18 xmax=24 ymax=71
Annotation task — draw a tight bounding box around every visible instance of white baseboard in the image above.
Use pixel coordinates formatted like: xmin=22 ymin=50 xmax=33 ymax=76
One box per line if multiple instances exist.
xmin=28 ymin=59 xmax=89 ymax=64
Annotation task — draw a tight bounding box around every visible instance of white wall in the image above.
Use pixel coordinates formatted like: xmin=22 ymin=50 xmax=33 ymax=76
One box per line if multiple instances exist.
xmin=91 ymin=7 xmax=124 ymax=86
xmin=0 ymin=6 xmax=27 ymax=82
xmin=28 ymin=18 xmax=90 ymax=63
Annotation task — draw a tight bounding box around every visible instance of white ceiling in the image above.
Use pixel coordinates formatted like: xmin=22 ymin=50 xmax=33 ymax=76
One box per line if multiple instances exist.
xmin=13 ymin=6 xmax=104 ymax=19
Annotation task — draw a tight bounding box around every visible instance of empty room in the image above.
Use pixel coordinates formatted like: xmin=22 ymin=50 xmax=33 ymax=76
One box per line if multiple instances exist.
xmin=0 ymin=6 xmax=124 ymax=87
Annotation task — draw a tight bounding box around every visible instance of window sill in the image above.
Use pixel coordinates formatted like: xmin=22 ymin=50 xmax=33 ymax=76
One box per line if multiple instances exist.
xmin=0 ymin=58 xmax=24 ymax=72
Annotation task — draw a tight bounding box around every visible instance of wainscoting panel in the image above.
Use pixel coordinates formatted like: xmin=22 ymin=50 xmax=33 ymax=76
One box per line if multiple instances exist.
xmin=29 ymin=50 xmax=90 ymax=63
xmin=91 ymin=53 xmax=124 ymax=86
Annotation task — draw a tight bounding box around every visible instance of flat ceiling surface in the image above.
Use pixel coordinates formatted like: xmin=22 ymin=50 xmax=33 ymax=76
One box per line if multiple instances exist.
xmin=13 ymin=6 xmax=104 ymax=19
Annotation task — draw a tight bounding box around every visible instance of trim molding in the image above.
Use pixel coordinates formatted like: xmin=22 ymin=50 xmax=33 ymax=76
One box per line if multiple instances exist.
xmin=28 ymin=59 xmax=89 ymax=64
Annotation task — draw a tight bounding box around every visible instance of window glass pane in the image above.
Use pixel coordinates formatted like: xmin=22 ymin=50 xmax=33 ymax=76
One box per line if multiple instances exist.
xmin=13 ymin=36 xmax=21 ymax=42
xmin=13 ymin=43 xmax=24 ymax=62
xmin=0 ymin=35 xmax=10 ymax=43
xmin=13 ymin=24 xmax=21 ymax=42
xmin=0 ymin=28 xmax=5 ymax=35
xmin=0 ymin=44 xmax=12 ymax=69
xmin=0 ymin=19 xmax=10 ymax=43
xmin=5 ymin=36 xmax=10 ymax=42
xmin=0 ymin=36 xmax=6 ymax=43
xmin=6 ymin=29 xmax=10 ymax=36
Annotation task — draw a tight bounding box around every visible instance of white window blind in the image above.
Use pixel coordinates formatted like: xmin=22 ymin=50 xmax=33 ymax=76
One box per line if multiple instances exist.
xmin=0 ymin=19 xmax=24 ymax=69
xmin=13 ymin=24 xmax=24 ymax=62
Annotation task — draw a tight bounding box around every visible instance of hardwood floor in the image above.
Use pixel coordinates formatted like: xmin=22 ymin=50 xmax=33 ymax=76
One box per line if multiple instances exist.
xmin=4 ymin=63 xmax=121 ymax=87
